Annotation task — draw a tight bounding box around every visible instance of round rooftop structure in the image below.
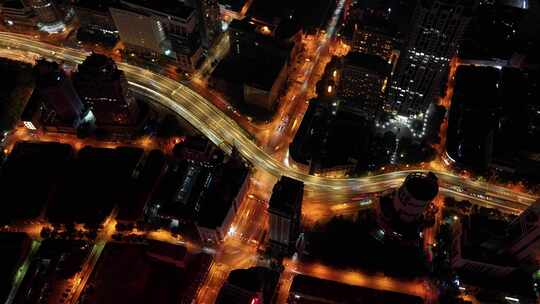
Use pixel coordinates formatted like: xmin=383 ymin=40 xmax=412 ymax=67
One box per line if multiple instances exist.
xmin=403 ymin=172 xmax=439 ymax=201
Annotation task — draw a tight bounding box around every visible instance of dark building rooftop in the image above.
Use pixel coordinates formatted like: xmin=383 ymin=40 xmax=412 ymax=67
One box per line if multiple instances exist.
xmin=403 ymin=172 xmax=439 ymax=201
xmin=447 ymin=65 xmax=540 ymax=176
xmin=75 ymin=53 xmax=121 ymax=82
xmin=446 ymin=65 xmax=501 ymax=170
xmin=289 ymin=99 xmax=380 ymax=171
xmin=213 ymin=51 xmax=286 ymax=91
xmin=420 ymin=0 xmax=478 ymax=10
xmin=197 ymin=158 xmax=248 ymax=229
xmin=80 ymin=242 xmax=191 ymax=304
xmin=152 ymin=159 xmax=214 ymax=220
xmin=289 ymin=274 xmax=424 ymax=304
xmin=73 ymin=0 xmax=121 ymax=12
xmin=343 ymin=52 xmax=392 ymax=76
xmin=228 ymin=17 xmax=294 ymax=55
xmin=0 ymin=141 xmax=74 ymax=224
xmin=218 ymin=17 xmax=292 ymax=96
xmin=147 ymin=239 xmax=187 ymax=264
xmin=33 ymin=59 xmax=67 ymax=88
xmin=359 ymin=11 xmax=397 ymax=34
xmin=459 ymin=213 xmax=518 ymax=268
xmin=269 ymin=176 xmax=304 ymax=215
xmin=172 ymin=136 xmax=219 ymax=163
xmin=47 ymin=146 xmax=143 ymax=224
xmin=117 ymin=150 xmax=166 ymax=223
xmin=1 ymin=0 xmax=25 ymax=9
xmin=151 ymin=155 xmax=247 ymax=230
xmin=227 ymin=268 xmax=264 ymax=293
xmin=247 ymin=0 xmax=335 ymax=34
xmin=452 ymin=65 xmax=501 ymax=108
xmin=217 ymin=266 xmax=280 ymax=304
xmin=323 ymin=108 xmax=373 ymax=169
xmin=459 ymin=1 xmax=528 ymax=60
xmin=349 ymin=0 xmax=415 ymax=38
xmin=247 ymin=0 xmax=295 ymax=26
xmin=491 ymin=67 xmax=540 ymax=180
xmin=120 ymin=0 xmax=195 ymax=19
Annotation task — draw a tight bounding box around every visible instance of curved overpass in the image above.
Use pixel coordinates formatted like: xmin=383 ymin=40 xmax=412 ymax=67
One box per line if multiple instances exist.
xmin=0 ymin=32 xmax=536 ymax=212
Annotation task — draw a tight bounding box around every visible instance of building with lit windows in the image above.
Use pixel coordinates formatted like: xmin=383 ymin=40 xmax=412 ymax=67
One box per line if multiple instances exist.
xmin=376 ymin=172 xmax=438 ymax=241
xmin=73 ymin=53 xmax=139 ymax=126
xmin=391 ymin=172 xmax=438 ymax=223
xmin=32 ymin=0 xmax=66 ymax=33
xmin=72 ymin=0 xmax=119 ymax=45
xmin=387 ymin=0 xmax=477 ymax=117
xmin=350 ymin=22 xmax=396 ymax=61
xmin=110 ymin=0 xmax=203 ymax=71
xmin=110 ymin=7 xmax=170 ymax=55
xmin=337 ymin=52 xmax=392 ymax=120
xmin=32 ymin=0 xmax=60 ymax=24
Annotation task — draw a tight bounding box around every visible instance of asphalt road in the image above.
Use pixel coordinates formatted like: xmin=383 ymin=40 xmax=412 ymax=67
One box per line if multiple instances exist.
xmin=0 ymin=32 xmax=536 ymax=215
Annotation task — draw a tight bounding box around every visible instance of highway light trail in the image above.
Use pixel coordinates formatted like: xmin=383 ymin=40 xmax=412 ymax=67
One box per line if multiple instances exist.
xmin=0 ymin=32 xmax=537 ymax=213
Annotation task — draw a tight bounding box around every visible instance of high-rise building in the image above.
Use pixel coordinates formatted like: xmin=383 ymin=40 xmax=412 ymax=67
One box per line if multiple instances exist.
xmin=72 ymin=0 xmax=119 ymax=44
xmin=32 ymin=0 xmax=59 ymax=23
xmin=446 ymin=65 xmax=500 ymax=171
xmin=507 ymin=200 xmax=540 ymax=266
xmin=228 ymin=18 xmax=292 ymax=60
xmin=31 ymin=0 xmax=66 ymax=33
xmin=387 ymin=0 xmax=477 ymax=117
xmin=210 ymin=18 xmax=290 ymax=111
xmin=451 ymin=213 xmax=518 ymax=278
xmin=377 ymin=172 xmax=438 ymax=241
xmin=109 ymin=6 xmax=170 ymax=56
xmin=337 ymin=52 xmax=392 ymax=120
xmin=32 ymin=59 xmax=86 ymax=127
xmin=188 ymin=0 xmax=221 ymax=48
xmin=348 ymin=20 xmax=397 ymax=61
xmin=393 ymin=172 xmax=439 ymax=223
xmin=110 ymin=0 xmax=203 ymax=71
xmin=450 ymin=200 xmax=540 ymax=280
xmin=268 ymin=176 xmax=304 ymax=255
xmin=73 ymin=53 xmax=139 ymax=126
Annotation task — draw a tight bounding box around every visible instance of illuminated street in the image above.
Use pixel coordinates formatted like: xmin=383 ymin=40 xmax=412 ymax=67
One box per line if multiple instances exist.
xmin=0 ymin=2 xmax=539 ymax=302
xmin=0 ymin=30 xmax=537 ymax=304
xmin=0 ymin=0 xmax=538 ymax=303
xmin=0 ymin=31 xmax=535 ymax=213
